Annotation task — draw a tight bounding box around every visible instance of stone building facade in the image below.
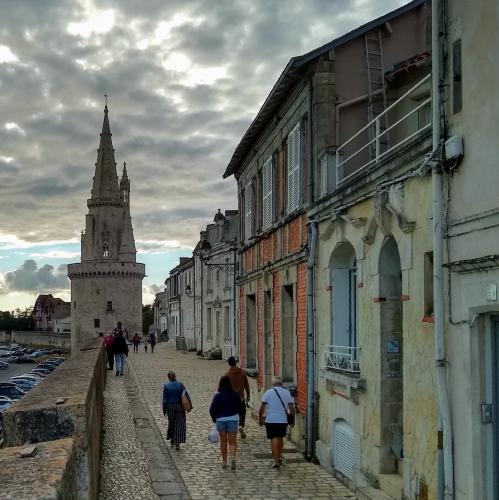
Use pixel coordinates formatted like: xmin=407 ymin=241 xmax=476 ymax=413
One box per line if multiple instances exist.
xmin=441 ymin=1 xmax=499 ymax=498
xmin=193 ymin=210 xmax=238 ymax=358
xmin=224 ymin=0 xmax=438 ymax=497
xmin=33 ymin=294 xmax=71 ymax=332
xmin=68 ymin=106 xmax=145 ymax=350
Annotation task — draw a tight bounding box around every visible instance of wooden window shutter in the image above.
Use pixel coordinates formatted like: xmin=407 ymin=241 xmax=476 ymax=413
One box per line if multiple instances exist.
xmin=262 ymin=155 xmax=273 ymax=230
xmin=287 ymin=122 xmax=301 ymax=213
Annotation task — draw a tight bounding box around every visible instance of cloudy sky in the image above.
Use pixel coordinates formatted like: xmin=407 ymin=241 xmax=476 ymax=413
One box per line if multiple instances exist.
xmin=0 ymin=0 xmax=409 ymax=309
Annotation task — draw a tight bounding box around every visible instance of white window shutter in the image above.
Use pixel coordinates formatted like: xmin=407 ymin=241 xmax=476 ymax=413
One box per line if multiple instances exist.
xmin=262 ymin=156 xmax=273 ymax=230
xmin=287 ymin=122 xmax=301 ymax=213
xmin=244 ymin=183 xmax=253 ymax=241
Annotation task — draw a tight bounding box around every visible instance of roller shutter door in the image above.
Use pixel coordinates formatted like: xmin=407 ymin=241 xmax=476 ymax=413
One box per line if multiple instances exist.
xmin=333 ymin=420 xmax=356 ymax=479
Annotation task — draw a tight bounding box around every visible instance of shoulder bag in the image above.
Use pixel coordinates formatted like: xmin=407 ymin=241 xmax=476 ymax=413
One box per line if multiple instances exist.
xmin=273 ymin=388 xmax=294 ymax=426
xmin=181 ymin=388 xmax=192 ymax=413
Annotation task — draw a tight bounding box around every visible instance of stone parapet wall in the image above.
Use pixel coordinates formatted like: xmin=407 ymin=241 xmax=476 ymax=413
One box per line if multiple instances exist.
xmin=0 ymin=340 xmax=106 ymax=499
xmin=1 ymin=330 xmax=71 ymax=350
xmin=0 ymin=438 xmax=78 ymax=500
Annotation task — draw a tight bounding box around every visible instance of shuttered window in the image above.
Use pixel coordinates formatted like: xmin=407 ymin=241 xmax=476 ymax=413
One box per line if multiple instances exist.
xmin=244 ymin=182 xmax=253 ymax=242
xmin=287 ymin=122 xmax=301 ymax=213
xmin=262 ymin=155 xmax=273 ymax=230
xmin=320 ymin=155 xmax=328 ymax=197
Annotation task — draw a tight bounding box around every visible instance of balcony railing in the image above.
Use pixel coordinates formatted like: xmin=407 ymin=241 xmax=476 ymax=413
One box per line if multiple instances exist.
xmin=336 ymin=73 xmax=431 ymax=185
xmin=324 ymin=345 xmax=361 ymax=376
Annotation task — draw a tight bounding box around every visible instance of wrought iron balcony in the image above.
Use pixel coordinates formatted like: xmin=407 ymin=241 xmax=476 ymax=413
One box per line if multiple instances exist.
xmin=324 ymin=345 xmax=361 ymax=376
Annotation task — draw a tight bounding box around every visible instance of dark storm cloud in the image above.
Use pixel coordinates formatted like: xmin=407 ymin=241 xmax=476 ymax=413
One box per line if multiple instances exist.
xmin=0 ymin=0 xmax=408 ymax=253
xmin=2 ymin=260 xmax=70 ymax=293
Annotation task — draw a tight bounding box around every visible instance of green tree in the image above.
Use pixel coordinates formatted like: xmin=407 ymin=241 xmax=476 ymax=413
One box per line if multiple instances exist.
xmin=142 ymin=304 xmax=154 ymax=335
xmin=0 ymin=307 xmax=35 ymax=331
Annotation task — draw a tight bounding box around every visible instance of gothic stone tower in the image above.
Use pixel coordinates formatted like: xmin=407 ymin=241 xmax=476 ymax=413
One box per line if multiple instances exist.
xmin=68 ymin=105 xmax=145 ymax=350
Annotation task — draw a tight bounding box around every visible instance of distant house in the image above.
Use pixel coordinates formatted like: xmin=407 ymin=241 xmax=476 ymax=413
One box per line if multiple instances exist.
xmin=33 ymin=294 xmax=71 ymax=332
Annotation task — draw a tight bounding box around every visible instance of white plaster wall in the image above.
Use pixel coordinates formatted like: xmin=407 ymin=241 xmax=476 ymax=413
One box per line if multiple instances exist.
xmin=443 ymin=2 xmax=499 ymax=498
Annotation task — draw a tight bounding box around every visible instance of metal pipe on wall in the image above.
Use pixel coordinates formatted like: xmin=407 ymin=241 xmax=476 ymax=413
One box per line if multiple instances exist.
xmin=306 ymin=220 xmax=318 ymax=459
xmin=431 ymin=0 xmax=454 ymax=497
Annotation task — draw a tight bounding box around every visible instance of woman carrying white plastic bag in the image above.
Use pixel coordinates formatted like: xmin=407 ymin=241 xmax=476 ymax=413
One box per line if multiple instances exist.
xmin=208 ymin=426 xmax=219 ymax=444
xmin=209 ymin=376 xmax=241 ymax=470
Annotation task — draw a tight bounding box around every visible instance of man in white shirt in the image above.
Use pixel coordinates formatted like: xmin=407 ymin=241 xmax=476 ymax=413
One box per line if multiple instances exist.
xmin=258 ymin=376 xmax=295 ymax=469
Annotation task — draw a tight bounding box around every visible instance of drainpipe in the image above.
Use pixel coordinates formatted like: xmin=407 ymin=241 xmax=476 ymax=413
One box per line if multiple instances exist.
xmin=432 ymin=0 xmax=454 ymax=497
xmin=306 ymin=219 xmax=318 ymax=459
xmin=233 ymin=247 xmax=237 ymax=354
xmin=200 ymin=258 xmax=204 ymax=353
xmin=193 ymin=256 xmax=197 ymax=349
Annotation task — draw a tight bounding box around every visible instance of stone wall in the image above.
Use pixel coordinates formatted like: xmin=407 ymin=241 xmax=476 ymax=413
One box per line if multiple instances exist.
xmin=0 ymin=339 xmax=106 ymax=499
xmin=0 ymin=330 xmax=71 ymax=350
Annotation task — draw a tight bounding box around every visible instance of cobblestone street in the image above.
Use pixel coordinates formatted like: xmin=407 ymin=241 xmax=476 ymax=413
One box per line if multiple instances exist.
xmin=126 ymin=342 xmax=356 ymax=500
xmin=99 ymin=370 xmax=159 ymax=500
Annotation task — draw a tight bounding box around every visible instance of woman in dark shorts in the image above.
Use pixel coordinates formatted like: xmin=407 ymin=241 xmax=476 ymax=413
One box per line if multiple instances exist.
xmin=210 ymin=376 xmax=242 ymax=470
xmin=258 ymin=376 xmax=295 ymax=469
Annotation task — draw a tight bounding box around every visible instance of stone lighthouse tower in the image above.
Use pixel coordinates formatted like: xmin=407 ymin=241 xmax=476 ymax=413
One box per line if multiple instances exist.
xmin=68 ymin=105 xmax=145 ymax=351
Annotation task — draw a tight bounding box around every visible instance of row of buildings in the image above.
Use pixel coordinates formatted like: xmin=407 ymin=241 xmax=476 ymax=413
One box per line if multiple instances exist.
xmin=155 ymin=1 xmax=498 ymax=498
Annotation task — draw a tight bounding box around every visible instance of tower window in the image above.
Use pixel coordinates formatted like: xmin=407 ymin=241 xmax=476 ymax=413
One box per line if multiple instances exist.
xmin=74 ymin=301 xmax=76 ymax=309
xmin=103 ymin=242 xmax=109 ymax=258
xmin=94 ymin=318 xmax=100 ymax=328
xmin=107 ymin=301 xmax=113 ymax=312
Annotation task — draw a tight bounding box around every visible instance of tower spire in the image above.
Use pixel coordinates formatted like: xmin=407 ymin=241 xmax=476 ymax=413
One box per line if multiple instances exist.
xmin=90 ymin=103 xmax=120 ymax=201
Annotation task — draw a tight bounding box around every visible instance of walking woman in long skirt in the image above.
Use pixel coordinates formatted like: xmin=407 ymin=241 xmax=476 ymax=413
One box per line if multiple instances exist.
xmin=162 ymin=371 xmax=188 ymax=450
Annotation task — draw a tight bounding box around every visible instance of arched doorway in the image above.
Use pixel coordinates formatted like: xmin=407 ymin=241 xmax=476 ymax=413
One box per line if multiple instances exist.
xmin=378 ymin=236 xmax=403 ymax=473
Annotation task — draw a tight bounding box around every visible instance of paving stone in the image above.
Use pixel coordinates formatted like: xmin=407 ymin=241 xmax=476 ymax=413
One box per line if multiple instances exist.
xmin=126 ymin=343 xmax=356 ymax=499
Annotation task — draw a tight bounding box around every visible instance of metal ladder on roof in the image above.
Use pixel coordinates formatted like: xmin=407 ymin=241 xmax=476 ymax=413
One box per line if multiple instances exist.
xmin=365 ymin=29 xmax=389 ymax=160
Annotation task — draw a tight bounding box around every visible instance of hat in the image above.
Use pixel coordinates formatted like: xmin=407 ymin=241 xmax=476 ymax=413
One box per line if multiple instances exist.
xmin=272 ymin=376 xmax=282 ymax=385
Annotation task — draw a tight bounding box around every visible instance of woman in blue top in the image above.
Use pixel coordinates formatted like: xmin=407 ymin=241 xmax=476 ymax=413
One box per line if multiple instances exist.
xmin=209 ymin=375 xmax=241 ymax=470
xmin=162 ymin=371 xmax=189 ymax=450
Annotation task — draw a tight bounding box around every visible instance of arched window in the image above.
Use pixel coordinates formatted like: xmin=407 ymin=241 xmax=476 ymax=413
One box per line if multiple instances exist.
xmin=329 ymin=242 xmax=357 ymax=352
xmin=103 ymin=242 xmax=109 ymax=258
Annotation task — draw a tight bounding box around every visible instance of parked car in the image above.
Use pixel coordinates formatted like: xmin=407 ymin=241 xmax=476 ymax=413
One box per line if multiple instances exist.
xmin=0 ymin=361 xmax=8 ymax=370
xmin=36 ymin=363 xmax=57 ymax=372
xmin=9 ymin=378 xmax=37 ymax=391
xmin=16 ymin=374 xmax=43 ymax=383
xmin=29 ymin=351 xmax=46 ymax=358
xmin=13 ymin=356 xmax=35 ymax=364
xmin=29 ymin=370 xmax=48 ymax=378
xmin=0 ymin=383 xmax=27 ymax=401
xmin=0 ymin=396 xmax=13 ymax=413
xmin=50 ymin=357 xmax=65 ymax=364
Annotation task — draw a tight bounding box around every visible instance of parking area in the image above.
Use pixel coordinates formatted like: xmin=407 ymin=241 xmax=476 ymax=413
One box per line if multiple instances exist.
xmin=0 ymin=363 xmax=28 ymax=383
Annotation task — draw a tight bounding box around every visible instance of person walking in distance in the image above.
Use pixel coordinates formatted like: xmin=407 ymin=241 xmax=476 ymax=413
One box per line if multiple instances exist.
xmin=209 ymin=376 xmax=241 ymax=470
xmin=112 ymin=325 xmax=129 ymax=376
xmin=258 ymin=376 xmax=295 ymax=469
xmin=225 ymin=356 xmax=250 ymax=439
xmin=132 ymin=333 xmax=140 ymax=353
xmin=149 ymin=330 xmax=157 ymax=353
xmin=162 ymin=371 xmax=189 ymax=450
xmin=104 ymin=330 xmax=114 ymax=370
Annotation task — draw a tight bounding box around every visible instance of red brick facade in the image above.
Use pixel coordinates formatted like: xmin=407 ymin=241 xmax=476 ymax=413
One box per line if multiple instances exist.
xmin=239 ymin=214 xmax=308 ymax=414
